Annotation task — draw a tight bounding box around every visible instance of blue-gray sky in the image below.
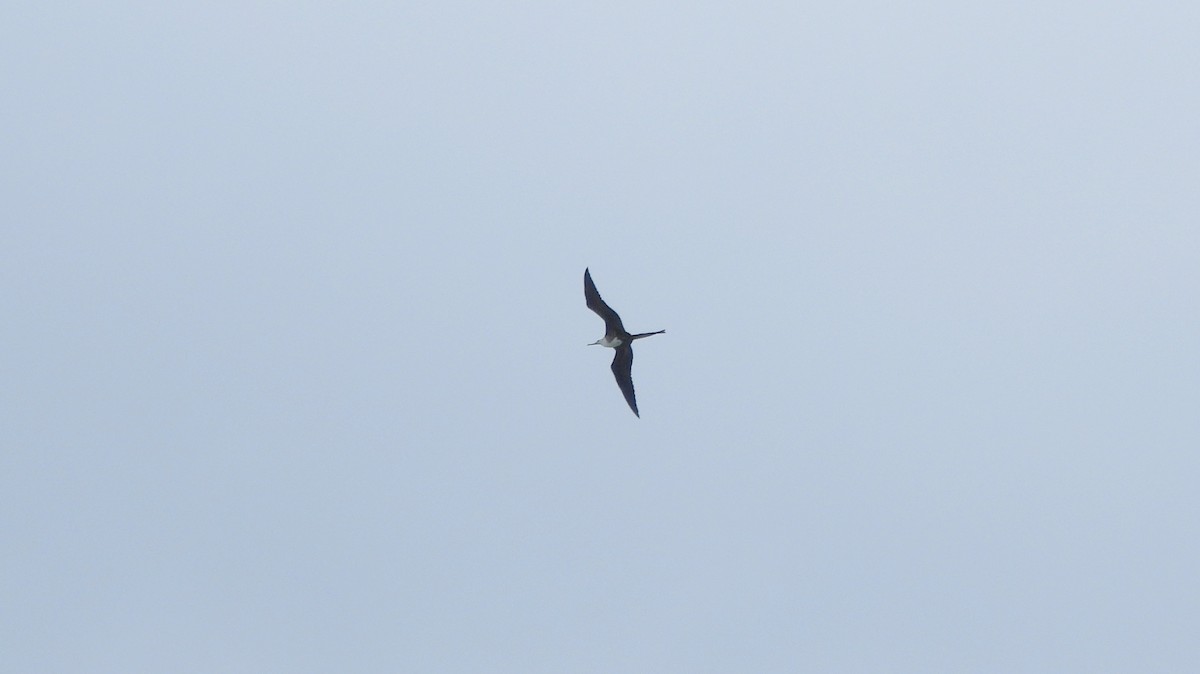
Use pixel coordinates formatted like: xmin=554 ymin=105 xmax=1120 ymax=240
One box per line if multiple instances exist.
xmin=3 ymin=2 xmax=1198 ymax=671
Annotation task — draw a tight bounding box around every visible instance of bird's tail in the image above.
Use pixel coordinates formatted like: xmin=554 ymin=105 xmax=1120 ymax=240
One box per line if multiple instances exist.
xmin=630 ymin=330 xmax=666 ymax=340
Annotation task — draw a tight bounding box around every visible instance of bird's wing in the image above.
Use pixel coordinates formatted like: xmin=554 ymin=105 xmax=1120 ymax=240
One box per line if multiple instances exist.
xmin=584 ymin=268 xmax=626 ymax=334
xmin=610 ymin=345 xmax=639 ymax=417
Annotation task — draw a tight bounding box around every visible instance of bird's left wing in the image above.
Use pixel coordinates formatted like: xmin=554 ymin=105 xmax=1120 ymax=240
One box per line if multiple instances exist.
xmin=584 ymin=268 xmax=626 ymax=332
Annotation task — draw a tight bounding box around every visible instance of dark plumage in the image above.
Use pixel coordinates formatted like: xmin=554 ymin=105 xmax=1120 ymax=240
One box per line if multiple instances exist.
xmin=584 ymin=268 xmax=665 ymax=417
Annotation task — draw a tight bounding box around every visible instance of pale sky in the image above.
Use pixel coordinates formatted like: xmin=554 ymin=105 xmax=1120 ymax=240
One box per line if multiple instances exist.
xmin=3 ymin=2 xmax=1199 ymax=672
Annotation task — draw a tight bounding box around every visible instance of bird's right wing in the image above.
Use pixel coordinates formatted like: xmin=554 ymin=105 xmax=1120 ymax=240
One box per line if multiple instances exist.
xmin=610 ymin=345 xmax=639 ymax=417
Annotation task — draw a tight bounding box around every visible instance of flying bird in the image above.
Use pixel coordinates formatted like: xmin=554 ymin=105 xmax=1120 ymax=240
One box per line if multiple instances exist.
xmin=584 ymin=268 xmax=665 ymax=417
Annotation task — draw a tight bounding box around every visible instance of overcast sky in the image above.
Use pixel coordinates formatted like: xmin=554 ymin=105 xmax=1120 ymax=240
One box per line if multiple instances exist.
xmin=3 ymin=2 xmax=1198 ymax=672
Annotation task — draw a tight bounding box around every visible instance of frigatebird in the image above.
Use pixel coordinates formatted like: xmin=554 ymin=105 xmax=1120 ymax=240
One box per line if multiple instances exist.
xmin=584 ymin=268 xmax=665 ymax=417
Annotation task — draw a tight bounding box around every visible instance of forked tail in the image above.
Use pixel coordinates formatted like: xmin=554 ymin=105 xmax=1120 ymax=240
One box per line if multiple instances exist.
xmin=630 ymin=330 xmax=666 ymax=340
